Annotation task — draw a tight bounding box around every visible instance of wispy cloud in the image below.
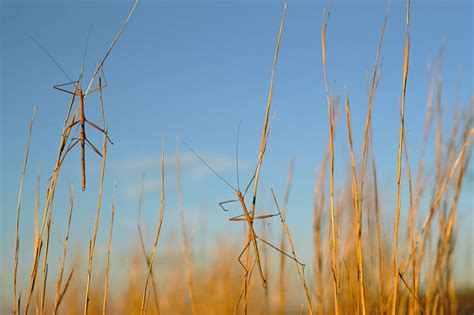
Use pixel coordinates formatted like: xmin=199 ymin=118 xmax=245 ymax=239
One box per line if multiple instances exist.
xmin=126 ymin=178 xmax=163 ymax=196
xmin=113 ymin=152 xmax=250 ymax=176
xmin=115 ymin=152 xmax=251 ymax=196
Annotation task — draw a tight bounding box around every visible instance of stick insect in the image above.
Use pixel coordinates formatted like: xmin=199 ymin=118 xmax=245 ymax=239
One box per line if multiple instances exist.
xmin=28 ymin=0 xmax=138 ymax=191
xmin=182 ymin=123 xmax=305 ymax=289
xmin=56 ymin=64 xmax=112 ymax=192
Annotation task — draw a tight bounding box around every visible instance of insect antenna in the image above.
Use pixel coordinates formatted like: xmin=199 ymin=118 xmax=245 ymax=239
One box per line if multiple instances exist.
xmin=26 ymin=32 xmax=73 ymax=82
xmin=182 ymin=140 xmax=237 ymax=192
xmin=84 ymin=0 xmax=139 ymax=95
xmin=79 ymin=24 xmax=93 ymax=88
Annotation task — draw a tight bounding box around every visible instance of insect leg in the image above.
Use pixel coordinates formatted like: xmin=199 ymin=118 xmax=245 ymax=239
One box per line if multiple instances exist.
xmin=229 ymin=213 xmax=279 ymax=222
xmin=65 ymin=138 xmax=80 ymax=154
xmin=85 ymin=119 xmax=113 ymax=144
xmin=237 ymin=240 xmax=251 ymax=277
xmin=59 ymin=138 xmax=80 ymax=165
xmin=219 ymin=199 xmax=239 ymax=212
xmin=234 ymin=253 xmax=259 ymax=314
xmin=64 ymin=119 xmax=80 ymax=134
xmin=254 ymin=213 xmax=279 ymax=220
xmin=85 ymin=138 xmax=103 ymax=157
xmin=85 ymin=82 xmax=108 ymax=96
xmin=229 ymin=214 xmax=246 ymax=221
xmin=53 ymin=81 xmax=80 ymax=95
xmin=255 ymin=235 xmax=305 ymax=267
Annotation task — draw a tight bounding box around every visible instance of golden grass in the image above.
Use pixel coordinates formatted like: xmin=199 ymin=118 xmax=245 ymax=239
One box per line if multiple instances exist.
xmin=102 ymin=180 xmax=115 ymax=315
xmin=321 ymin=6 xmax=339 ymax=315
xmin=13 ymin=106 xmax=35 ymax=315
xmin=176 ymin=139 xmax=197 ymax=315
xmin=141 ymin=138 xmax=166 ymax=314
xmin=9 ymin=0 xmax=474 ymax=314
xmin=344 ymin=91 xmax=366 ymax=314
xmin=391 ymin=1 xmax=411 ymax=313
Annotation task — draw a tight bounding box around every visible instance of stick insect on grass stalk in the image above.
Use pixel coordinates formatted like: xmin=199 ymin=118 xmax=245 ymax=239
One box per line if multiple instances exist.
xmin=182 ymin=122 xmax=305 ymax=290
xmin=28 ymin=0 xmax=138 ymax=191
xmin=58 ymin=68 xmax=112 ymax=192
xmin=28 ymin=32 xmax=111 ymax=192
xmin=21 ymin=4 xmax=138 ymax=313
xmin=182 ymin=139 xmax=267 ymax=287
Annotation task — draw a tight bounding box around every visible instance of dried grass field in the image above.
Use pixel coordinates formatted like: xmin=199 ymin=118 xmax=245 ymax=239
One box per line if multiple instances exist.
xmin=3 ymin=0 xmax=473 ymax=314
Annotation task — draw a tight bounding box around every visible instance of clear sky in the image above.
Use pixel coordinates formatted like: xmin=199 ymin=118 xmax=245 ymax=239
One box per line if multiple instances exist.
xmin=1 ymin=0 xmax=472 ymax=297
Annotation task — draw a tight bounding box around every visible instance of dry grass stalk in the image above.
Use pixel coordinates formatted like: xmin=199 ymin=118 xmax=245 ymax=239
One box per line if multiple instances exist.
xmin=248 ymin=2 xmax=286 ymax=221
xmin=435 ymin=80 xmax=443 ymax=186
xmin=321 ymin=6 xmax=340 ymax=315
xmin=401 ymin=127 xmax=473 ymax=277
xmin=32 ymin=167 xmax=41 ymax=313
xmin=40 ymin=205 xmax=52 ymax=315
xmin=83 ymin=105 xmax=108 ymax=315
xmin=413 ymin=44 xmax=444 ymax=214
xmin=271 ymin=189 xmax=313 ymax=315
xmin=83 ymin=0 xmax=138 ymax=96
xmin=432 ymin=111 xmax=471 ymax=314
xmin=102 ymin=180 xmax=116 ymax=315
xmin=391 ymin=1 xmax=411 ymax=313
xmin=396 ymin=45 xmax=445 ymax=315
xmin=11 ymin=1 xmax=473 ymax=314
xmin=242 ymin=3 xmax=286 ymax=311
xmin=137 ymin=174 xmax=161 ymax=314
xmin=445 ymin=114 xmax=472 ymax=242
xmin=261 ymin=219 xmax=271 ymax=315
xmin=24 ymin=2 xmax=138 ymax=311
xmin=344 ymin=91 xmax=366 ymax=314
xmin=313 ymin=106 xmax=339 ymax=315
xmin=141 ymin=138 xmax=166 ymax=314
xmin=313 ymin=149 xmax=329 ymax=315
xmin=234 ymin=254 xmax=259 ymax=315
xmin=24 ymin=101 xmax=77 ymax=315
xmin=355 ymin=5 xmax=389 ymax=309
xmin=402 ymin=136 xmax=417 ymax=314
xmin=57 ymin=269 xmax=74 ymax=312
xmin=443 ymin=155 xmax=467 ymax=314
xmin=313 ymin=164 xmax=326 ymax=313
xmin=176 ymin=139 xmax=198 ymax=315
xmin=278 ymin=159 xmax=294 ymax=315
xmin=398 ymin=272 xmax=424 ymax=312
xmin=369 ymin=136 xmax=384 ymax=312
xmin=13 ymin=106 xmax=35 ymax=315
xmin=33 ymin=166 xmax=40 ymax=260
xmin=53 ymin=183 xmax=75 ymax=315
xmin=358 ymin=0 xmax=389 ymax=244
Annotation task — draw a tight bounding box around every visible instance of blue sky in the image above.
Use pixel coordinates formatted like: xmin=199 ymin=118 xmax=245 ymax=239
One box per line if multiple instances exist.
xmin=1 ymin=0 xmax=473 ymax=297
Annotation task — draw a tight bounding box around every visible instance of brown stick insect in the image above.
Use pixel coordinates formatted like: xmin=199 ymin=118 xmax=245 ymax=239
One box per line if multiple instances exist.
xmin=56 ymin=65 xmax=112 ymax=192
xmin=28 ymin=0 xmax=138 ymax=191
xmin=182 ymin=122 xmax=305 ymax=289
